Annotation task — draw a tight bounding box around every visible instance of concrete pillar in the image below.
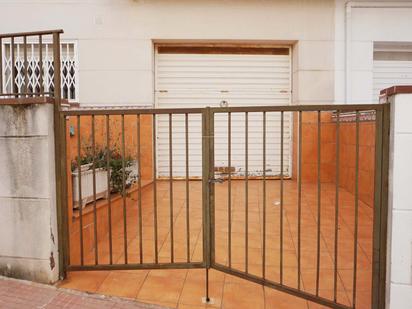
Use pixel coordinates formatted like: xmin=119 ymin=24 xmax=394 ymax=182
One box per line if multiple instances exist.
xmin=0 ymin=98 xmax=59 ymax=284
xmin=381 ymin=86 xmax=412 ymax=309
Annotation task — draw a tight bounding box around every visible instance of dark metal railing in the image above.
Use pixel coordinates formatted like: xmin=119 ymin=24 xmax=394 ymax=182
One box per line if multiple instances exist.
xmin=60 ymin=103 xmax=389 ymax=309
xmin=63 ymin=107 xmax=205 ymax=272
xmin=0 ymin=29 xmax=63 ymax=99
xmin=207 ymin=104 xmax=389 ymax=309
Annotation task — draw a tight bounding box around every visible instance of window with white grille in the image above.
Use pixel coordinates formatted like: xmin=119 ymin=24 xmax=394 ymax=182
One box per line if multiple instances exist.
xmin=1 ymin=42 xmax=78 ymax=101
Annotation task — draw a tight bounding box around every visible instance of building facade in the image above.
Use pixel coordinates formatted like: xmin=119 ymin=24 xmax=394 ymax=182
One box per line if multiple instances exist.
xmin=1 ymin=1 xmax=412 ymax=308
xmin=1 ymin=0 xmax=412 ymax=108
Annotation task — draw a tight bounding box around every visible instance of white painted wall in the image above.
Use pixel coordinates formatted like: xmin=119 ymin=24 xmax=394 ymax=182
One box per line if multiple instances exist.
xmin=387 ymin=92 xmax=412 ymax=309
xmin=0 ymin=0 xmax=335 ymax=106
xmin=1 ymin=1 xmax=411 ymax=105
xmin=334 ymin=0 xmax=412 ymax=103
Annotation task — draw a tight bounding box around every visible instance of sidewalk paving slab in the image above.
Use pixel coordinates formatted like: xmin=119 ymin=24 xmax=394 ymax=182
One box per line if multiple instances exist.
xmin=0 ymin=276 xmax=168 ymax=309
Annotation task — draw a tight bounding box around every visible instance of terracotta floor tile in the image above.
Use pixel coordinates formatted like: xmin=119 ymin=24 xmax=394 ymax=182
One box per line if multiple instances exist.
xmin=97 ymin=270 xmax=148 ymax=298
xmin=186 ymin=269 xmax=225 ymax=283
xmin=178 ymin=304 xmax=208 ymax=309
xmin=64 ymin=180 xmax=374 ymax=309
xmin=137 ymin=272 xmax=185 ymax=305
xmin=179 ymin=277 xmax=223 ymax=308
xmin=264 ymin=287 xmax=308 ymax=309
xmin=222 ymin=281 xmax=265 ymax=309
xmin=59 ymin=271 xmax=110 ymax=293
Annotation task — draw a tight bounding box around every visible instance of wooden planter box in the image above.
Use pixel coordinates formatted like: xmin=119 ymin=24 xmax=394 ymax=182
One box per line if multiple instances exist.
xmin=72 ymin=166 xmax=109 ymax=209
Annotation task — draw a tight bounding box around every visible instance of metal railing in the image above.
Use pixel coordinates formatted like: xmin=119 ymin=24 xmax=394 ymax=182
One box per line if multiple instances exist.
xmin=0 ymin=29 xmax=63 ymax=98
xmin=62 ymin=107 xmax=205 ymax=271
xmin=207 ymin=104 xmax=389 ymax=309
xmin=60 ymin=103 xmax=389 ymax=309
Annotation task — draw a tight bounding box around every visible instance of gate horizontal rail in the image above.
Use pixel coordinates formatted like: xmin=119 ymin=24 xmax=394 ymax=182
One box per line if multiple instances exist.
xmin=60 ymin=103 xmax=389 ymax=309
xmin=61 ymin=103 xmax=385 ymax=116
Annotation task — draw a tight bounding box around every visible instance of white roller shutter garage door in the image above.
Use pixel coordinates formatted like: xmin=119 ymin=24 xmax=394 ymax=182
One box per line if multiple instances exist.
xmin=373 ymin=48 xmax=412 ymax=102
xmin=155 ymin=46 xmax=292 ymax=178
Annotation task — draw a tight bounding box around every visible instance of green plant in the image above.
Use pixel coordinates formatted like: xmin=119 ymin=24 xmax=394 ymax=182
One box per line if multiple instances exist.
xmin=106 ymin=148 xmax=137 ymax=195
xmin=71 ymin=146 xmax=137 ymax=197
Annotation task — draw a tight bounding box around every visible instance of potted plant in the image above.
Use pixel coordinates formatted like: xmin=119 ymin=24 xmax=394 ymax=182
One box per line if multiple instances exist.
xmin=71 ymin=146 xmax=137 ymax=209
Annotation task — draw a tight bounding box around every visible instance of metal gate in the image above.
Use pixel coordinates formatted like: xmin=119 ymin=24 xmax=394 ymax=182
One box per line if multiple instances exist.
xmin=58 ymin=103 xmax=389 ymax=309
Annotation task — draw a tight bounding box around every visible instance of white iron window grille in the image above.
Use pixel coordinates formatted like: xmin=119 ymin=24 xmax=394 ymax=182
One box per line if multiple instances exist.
xmin=1 ymin=41 xmax=78 ymax=101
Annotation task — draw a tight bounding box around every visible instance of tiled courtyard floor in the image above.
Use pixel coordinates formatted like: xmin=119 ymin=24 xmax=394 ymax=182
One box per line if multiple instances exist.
xmin=60 ymin=180 xmax=373 ymax=309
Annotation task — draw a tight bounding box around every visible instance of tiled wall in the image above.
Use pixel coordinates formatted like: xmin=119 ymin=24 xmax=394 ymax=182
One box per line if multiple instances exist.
xmin=292 ymin=111 xmax=376 ymax=207
xmin=339 ymin=121 xmax=375 ymax=207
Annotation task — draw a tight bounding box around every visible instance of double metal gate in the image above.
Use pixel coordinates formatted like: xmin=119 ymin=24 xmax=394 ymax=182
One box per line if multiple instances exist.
xmin=58 ymin=104 xmax=389 ymax=309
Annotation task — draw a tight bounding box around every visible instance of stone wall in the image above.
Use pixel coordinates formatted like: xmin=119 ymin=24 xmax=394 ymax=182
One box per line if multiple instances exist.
xmin=0 ymin=99 xmax=59 ymax=284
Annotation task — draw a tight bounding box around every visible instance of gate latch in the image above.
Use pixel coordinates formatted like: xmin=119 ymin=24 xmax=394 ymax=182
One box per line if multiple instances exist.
xmin=209 ymin=177 xmax=224 ymax=184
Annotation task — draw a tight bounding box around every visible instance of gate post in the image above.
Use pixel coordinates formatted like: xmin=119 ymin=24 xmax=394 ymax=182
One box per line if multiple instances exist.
xmin=52 ymin=32 xmax=69 ymax=280
xmin=202 ymin=107 xmax=214 ymax=303
xmin=380 ymin=86 xmax=412 ymax=309
xmin=372 ymin=102 xmax=390 ymax=309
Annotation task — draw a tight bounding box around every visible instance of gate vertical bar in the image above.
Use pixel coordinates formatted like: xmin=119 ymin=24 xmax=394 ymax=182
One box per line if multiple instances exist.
xmin=169 ymin=113 xmax=174 ymax=263
xmin=372 ymin=108 xmax=383 ymax=309
xmin=121 ymin=114 xmax=128 ymax=264
xmin=39 ymin=35 xmax=44 ymax=94
xmin=245 ymin=112 xmax=249 ymax=274
xmin=76 ymin=123 xmax=84 ymax=262
xmin=202 ymin=107 xmax=213 ymax=302
xmin=153 ymin=114 xmax=159 ymax=264
xmin=52 ymin=31 xmax=68 ymax=278
xmin=228 ymin=112 xmax=232 ymax=268
xmin=297 ymin=111 xmax=302 ymax=289
xmin=23 ymin=36 xmax=28 ymax=95
xmin=22 ymin=36 xmax=29 ymax=96
xmin=106 ymin=115 xmax=113 ymax=264
xmin=262 ymin=111 xmax=267 ymax=279
xmin=280 ymin=111 xmax=284 ymax=284
xmin=59 ymin=114 xmax=69 ymax=273
xmin=316 ymin=111 xmax=321 ymax=296
xmin=352 ymin=111 xmax=360 ymax=307
xmin=11 ymin=37 xmax=14 ymax=94
xmin=334 ymin=110 xmax=341 ymax=301
xmin=185 ymin=113 xmax=190 ymax=263
xmin=91 ymin=115 xmax=98 ymax=265
xmin=371 ymin=104 xmax=390 ymax=309
xmin=137 ymin=115 xmax=143 ymax=263
xmin=209 ymin=108 xmax=216 ymax=267
xmin=379 ymin=104 xmax=390 ymax=309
